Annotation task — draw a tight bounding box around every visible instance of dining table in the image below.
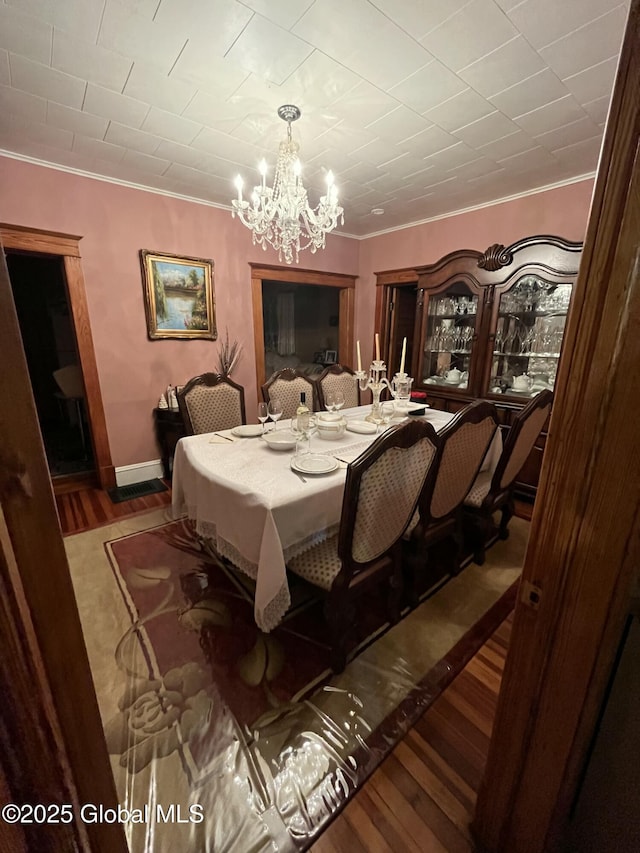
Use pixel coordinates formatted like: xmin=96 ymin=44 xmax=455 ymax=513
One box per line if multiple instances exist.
xmin=171 ymin=405 xmax=502 ymax=632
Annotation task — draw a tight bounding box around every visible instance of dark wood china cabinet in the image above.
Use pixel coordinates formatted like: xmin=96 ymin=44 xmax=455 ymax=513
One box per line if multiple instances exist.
xmin=378 ymin=235 xmax=582 ymax=498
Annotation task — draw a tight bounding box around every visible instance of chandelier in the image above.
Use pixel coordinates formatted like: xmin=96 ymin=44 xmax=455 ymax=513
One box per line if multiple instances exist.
xmin=231 ymin=105 xmax=344 ymax=265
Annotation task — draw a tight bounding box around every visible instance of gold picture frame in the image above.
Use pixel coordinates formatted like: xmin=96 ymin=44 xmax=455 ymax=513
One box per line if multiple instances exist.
xmin=140 ymin=249 xmax=216 ymax=340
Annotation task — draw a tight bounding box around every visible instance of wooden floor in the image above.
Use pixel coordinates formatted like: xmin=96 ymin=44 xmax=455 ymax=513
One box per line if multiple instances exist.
xmin=58 ymin=483 xmax=520 ymax=851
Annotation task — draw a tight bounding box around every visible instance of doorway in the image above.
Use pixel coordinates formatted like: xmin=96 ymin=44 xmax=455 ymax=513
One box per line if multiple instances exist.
xmin=1 ymin=223 xmax=115 ymax=491
xmin=7 ymin=252 xmax=94 ymax=481
xmin=262 ymin=280 xmax=341 ymax=380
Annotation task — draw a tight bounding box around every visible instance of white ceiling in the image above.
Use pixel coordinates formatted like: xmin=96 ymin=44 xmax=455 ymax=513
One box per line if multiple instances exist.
xmin=0 ymin=0 xmax=630 ymax=237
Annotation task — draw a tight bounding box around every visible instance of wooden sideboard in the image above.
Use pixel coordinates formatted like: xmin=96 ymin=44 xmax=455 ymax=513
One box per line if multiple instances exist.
xmin=153 ymin=408 xmax=186 ymax=479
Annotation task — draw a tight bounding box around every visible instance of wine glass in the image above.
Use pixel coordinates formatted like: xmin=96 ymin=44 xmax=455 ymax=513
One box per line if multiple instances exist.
xmin=324 ymin=391 xmax=336 ymax=412
xmin=267 ymin=398 xmax=282 ymax=431
xmin=380 ymin=401 xmax=395 ymax=431
xmin=257 ymin=402 xmax=268 ymax=436
xmin=333 ymin=390 xmax=345 ymax=412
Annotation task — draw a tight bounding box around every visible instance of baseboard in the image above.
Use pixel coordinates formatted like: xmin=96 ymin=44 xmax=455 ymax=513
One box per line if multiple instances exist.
xmin=115 ymin=460 xmax=164 ymax=487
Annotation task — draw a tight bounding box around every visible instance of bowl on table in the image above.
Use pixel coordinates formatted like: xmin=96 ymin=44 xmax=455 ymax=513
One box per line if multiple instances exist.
xmin=263 ymin=430 xmax=297 ymax=450
xmin=315 ymin=412 xmax=347 ymax=441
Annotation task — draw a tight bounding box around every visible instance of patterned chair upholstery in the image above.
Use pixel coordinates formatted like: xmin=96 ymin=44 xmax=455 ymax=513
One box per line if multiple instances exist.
xmin=177 ymin=373 xmax=246 ymax=435
xmin=403 ymin=401 xmax=499 ymax=604
xmin=463 ymin=390 xmax=553 ymax=564
xmin=262 ymin=368 xmax=317 ymax=420
xmin=288 ymin=419 xmax=440 ymax=672
xmin=316 ymin=364 xmax=360 ymax=411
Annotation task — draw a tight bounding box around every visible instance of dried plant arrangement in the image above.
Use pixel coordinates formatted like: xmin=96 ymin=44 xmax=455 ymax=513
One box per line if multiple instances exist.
xmin=217 ymin=328 xmax=243 ymax=376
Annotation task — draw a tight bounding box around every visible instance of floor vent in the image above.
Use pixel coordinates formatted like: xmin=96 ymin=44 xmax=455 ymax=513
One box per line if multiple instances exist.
xmin=107 ymin=478 xmax=168 ymax=504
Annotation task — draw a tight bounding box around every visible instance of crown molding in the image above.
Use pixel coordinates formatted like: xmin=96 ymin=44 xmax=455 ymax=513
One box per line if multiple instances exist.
xmin=0 ymin=149 xmax=594 ymax=242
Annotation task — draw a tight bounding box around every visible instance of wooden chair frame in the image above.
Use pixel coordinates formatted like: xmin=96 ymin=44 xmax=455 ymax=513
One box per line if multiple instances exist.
xmin=316 ymin=363 xmax=361 ymax=411
xmin=464 ymin=389 xmax=553 ymax=564
xmin=177 ymin=372 xmax=246 ymax=435
xmin=291 ymin=420 xmax=440 ymax=672
xmin=405 ymin=400 xmax=499 ymax=604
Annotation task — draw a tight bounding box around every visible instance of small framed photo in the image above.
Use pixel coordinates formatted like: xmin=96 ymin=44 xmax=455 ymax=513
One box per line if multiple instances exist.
xmin=324 ymin=350 xmax=337 ymax=364
xmin=140 ymin=249 xmax=216 ymax=340
xmin=313 ymin=351 xmax=325 ymax=364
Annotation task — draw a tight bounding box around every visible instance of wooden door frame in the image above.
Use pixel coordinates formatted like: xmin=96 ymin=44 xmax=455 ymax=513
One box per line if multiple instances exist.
xmin=250 ymin=263 xmax=356 ymax=399
xmin=0 ymin=247 xmax=127 ymax=851
xmin=474 ymin=2 xmax=640 ymax=850
xmin=374 ymin=268 xmax=419 ymax=374
xmin=1 ymin=224 xmax=115 ymax=490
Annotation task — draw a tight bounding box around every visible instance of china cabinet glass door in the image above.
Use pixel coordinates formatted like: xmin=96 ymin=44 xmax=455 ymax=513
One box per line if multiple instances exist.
xmin=488 ymin=275 xmax=572 ymax=398
xmin=421 ymin=283 xmax=480 ymax=391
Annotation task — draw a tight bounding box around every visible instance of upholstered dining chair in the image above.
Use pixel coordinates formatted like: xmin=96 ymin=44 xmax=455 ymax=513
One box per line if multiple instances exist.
xmin=463 ymin=389 xmax=553 ymax=565
xmin=177 ymin=373 xmax=246 ymax=435
xmin=262 ymin=368 xmax=317 ymax=420
xmin=288 ymin=419 xmax=440 ymax=672
xmin=316 ymin=363 xmax=360 ymax=411
xmin=404 ymin=400 xmax=500 ymax=605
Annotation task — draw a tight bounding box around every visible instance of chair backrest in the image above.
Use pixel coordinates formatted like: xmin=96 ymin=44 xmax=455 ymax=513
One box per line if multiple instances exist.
xmin=262 ymin=368 xmax=317 ymax=420
xmin=53 ymin=364 xmax=84 ymax=399
xmin=428 ymin=401 xmax=499 ymax=521
xmin=491 ymin=390 xmax=553 ymax=494
xmin=317 ymin=364 xmax=360 ymax=410
xmin=338 ymin=420 xmax=440 ymax=574
xmin=177 ymin=373 xmax=246 ymax=435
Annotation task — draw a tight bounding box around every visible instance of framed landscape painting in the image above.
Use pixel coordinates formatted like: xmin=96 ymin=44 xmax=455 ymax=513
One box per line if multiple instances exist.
xmin=141 ymin=250 xmax=216 ymax=340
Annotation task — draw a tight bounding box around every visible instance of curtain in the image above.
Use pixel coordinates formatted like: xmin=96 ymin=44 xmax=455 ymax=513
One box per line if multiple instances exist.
xmin=276 ymin=292 xmax=295 ymax=356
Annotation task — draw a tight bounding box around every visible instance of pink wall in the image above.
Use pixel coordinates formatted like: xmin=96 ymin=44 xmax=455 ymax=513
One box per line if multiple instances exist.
xmin=356 ymin=179 xmax=595 ymax=364
xmin=0 ymin=156 xmax=358 ymax=468
xmin=1 ymin=155 xmax=594 ymax=471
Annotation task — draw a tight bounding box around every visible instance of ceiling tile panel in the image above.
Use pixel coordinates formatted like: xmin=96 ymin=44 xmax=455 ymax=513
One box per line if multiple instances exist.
xmin=539 ymin=6 xmax=628 ymax=81
xmin=331 ymin=81 xmax=399 ymax=130
xmin=370 ymin=0 xmax=472 ymax=41
xmin=562 ymin=57 xmax=619 ymax=104
xmin=447 ymin=157 xmax=502 ymax=180
xmin=191 ymin=126 xmax=264 ymax=165
xmin=141 ymin=107 xmax=202 ymax=145
xmin=582 ymin=94 xmax=612 ymax=125
xmin=534 ymin=117 xmax=602 ymax=153
xmin=104 ymin=122 xmax=163 ymax=155
xmin=551 ymin=134 xmax=603 ymax=169
xmin=0 ymin=50 xmax=10 ymax=86
xmin=389 ymin=60 xmax=467 ymax=114
xmin=513 ymin=95 xmax=590 ymax=136
xmin=0 ymin=5 xmax=52 ymax=65
xmin=224 ymin=15 xmax=313 ymax=86
xmin=457 ymin=36 xmax=546 ymax=98
xmin=505 ymin=0 xmax=628 ymax=50
xmin=10 ymin=55 xmax=86 ymax=109
xmin=476 ymin=130 xmax=538 ymax=160
xmin=169 ymin=51 xmax=248 ymax=98
xmin=153 ymin=0 xmax=253 ymax=55
xmin=293 ymin=0 xmax=433 ymax=90
xmin=284 ymin=52 xmax=361 ymax=110
xmin=0 ymin=85 xmax=47 ymax=124
xmin=84 ymin=84 xmax=150 ymax=128
xmin=366 ymin=106 xmax=431 ymax=143
xmin=181 ymin=92 xmax=248 ymax=133
xmin=123 ymin=64 xmax=197 ymax=114
xmin=453 ymin=111 xmax=520 ymax=147
xmin=420 ymin=0 xmax=519 ymax=72
xmin=52 ymin=30 xmax=132 ymax=92
xmin=15 ymin=119 xmax=74 ymax=150
xmin=72 ymin=134 xmax=126 ymax=163
xmin=46 ymin=102 xmax=108 ymax=139
xmin=98 ymin=0 xmax=188 ymax=74
xmin=7 ymin=0 xmax=104 ymax=42
xmin=122 ymin=148 xmax=171 ymax=175
xmin=238 ymin=0 xmax=315 ymax=29
xmin=497 ymin=144 xmax=559 ymax=171
xmin=399 ymin=124 xmax=459 ymax=157
xmin=424 ymin=88 xmax=495 ymax=132
xmin=489 ymin=69 xmax=569 ymax=119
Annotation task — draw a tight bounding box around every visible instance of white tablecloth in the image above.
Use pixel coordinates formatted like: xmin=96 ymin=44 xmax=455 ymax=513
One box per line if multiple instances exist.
xmin=171 ymin=405 xmax=502 ymax=632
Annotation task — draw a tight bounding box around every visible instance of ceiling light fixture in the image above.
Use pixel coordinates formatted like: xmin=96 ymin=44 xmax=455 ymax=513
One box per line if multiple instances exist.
xmin=231 ymin=105 xmax=343 ymax=265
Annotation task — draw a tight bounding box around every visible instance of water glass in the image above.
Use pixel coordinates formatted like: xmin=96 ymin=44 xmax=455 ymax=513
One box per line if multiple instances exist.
xmin=257 ymin=402 xmax=268 ymax=435
xmin=333 ymin=390 xmax=345 ymax=411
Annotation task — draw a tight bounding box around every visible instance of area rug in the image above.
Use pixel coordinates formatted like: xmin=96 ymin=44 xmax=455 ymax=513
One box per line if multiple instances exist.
xmin=67 ymin=510 xmax=527 ymax=853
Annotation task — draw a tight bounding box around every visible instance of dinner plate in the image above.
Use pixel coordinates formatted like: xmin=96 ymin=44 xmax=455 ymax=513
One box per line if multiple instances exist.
xmin=291 ymin=455 xmax=339 ymax=474
xmin=396 ymin=401 xmax=429 ymax=411
xmin=346 ymin=420 xmax=377 ymax=435
xmin=231 ymin=424 xmax=264 ymax=438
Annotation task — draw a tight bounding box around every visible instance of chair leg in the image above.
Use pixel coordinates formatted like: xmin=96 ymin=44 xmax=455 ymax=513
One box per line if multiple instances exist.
xmin=388 ymin=551 xmax=403 ymax=624
xmin=326 ymin=597 xmax=348 ymax=674
xmin=450 ymin=514 xmax=465 ymax=576
xmin=472 ymin=514 xmax=491 ymax=566
xmin=499 ymin=497 xmax=515 ymax=540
